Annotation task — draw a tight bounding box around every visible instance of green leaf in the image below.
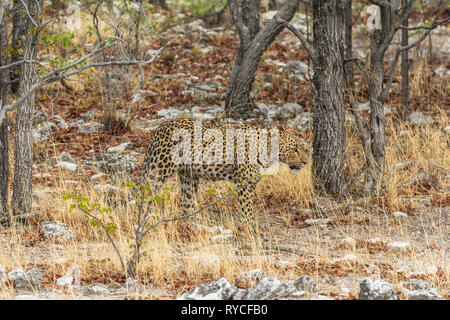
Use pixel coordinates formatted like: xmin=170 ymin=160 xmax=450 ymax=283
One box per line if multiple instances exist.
xmin=63 ymin=193 xmax=72 ymax=200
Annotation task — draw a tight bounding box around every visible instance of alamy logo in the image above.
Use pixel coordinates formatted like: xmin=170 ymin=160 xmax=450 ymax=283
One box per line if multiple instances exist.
xmin=170 ymin=120 xmax=280 ymax=174
xmin=366 ymin=5 xmax=381 ymax=31
xmin=65 ymin=4 xmax=82 ymax=32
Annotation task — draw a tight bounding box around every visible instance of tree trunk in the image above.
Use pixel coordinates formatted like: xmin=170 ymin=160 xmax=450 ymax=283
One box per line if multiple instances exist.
xmin=344 ymin=0 xmax=354 ymax=92
xmin=12 ymin=0 xmax=42 ymax=218
xmin=401 ymin=0 xmax=410 ymax=118
xmin=10 ymin=0 xmax=29 ymax=94
xmin=225 ymin=0 xmax=298 ymax=119
xmin=269 ymin=0 xmax=279 ymax=10
xmin=364 ymin=3 xmax=396 ymax=192
xmin=311 ymin=0 xmax=347 ymax=196
xmin=0 ymin=12 xmax=9 ymax=224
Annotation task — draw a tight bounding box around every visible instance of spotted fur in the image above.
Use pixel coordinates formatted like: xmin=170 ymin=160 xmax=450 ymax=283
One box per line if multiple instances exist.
xmin=142 ymin=118 xmax=309 ymax=217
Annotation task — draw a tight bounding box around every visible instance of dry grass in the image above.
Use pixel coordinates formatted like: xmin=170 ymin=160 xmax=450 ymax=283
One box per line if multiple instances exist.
xmin=1 ymin=113 xmax=448 ymax=299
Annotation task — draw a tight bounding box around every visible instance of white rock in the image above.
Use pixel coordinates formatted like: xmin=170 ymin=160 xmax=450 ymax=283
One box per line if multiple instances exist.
xmin=406 ymin=289 xmax=442 ymax=300
xmin=71 ymin=119 xmax=85 ymax=127
xmin=408 ymin=111 xmax=434 ymax=126
xmin=15 ymin=295 xmax=41 ymax=300
xmin=107 ymin=142 xmax=133 ymax=153
xmin=132 ymin=92 xmax=145 ymax=104
xmin=304 ymin=218 xmax=332 ymax=226
xmin=52 ymin=115 xmax=69 ymax=129
xmin=243 ymin=277 xmax=296 ymax=300
xmin=443 ymin=125 xmax=450 ymax=134
xmin=366 ymin=237 xmax=383 ymax=244
xmin=435 ymin=66 xmax=449 ymax=78
xmin=34 ymin=172 xmax=52 ymax=178
xmin=399 ymin=130 xmax=410 ymax=136
xmin=33 ymin=187 xmax=55 ymax=198
xmin=122 ymin=278 xmax=142 ymax=292
xmin=275 ymin=103 xmax=303 ymax=120
xmin=177 ymin=278 xmax=238 ymax=300
xmin=310 ymin=295 xmax=334 ymax=300
xmin=392 ymin=211 xmax=408 ymax=218
xmin=157 ymin=108 xmax=183 ymax=119
xmin=8 ymin=269 xmax=43 ymax=289
xmin=33 ymin=122 xmax=54 ymax=142
xmin=388 ymin=242 xmax=411 ymax=251
xmin=190 ymin=223 xmax=223 ymax=234
xmin=58 ymin=151 xmax=74 ymax=162
xmin=189 ymin=19 xmax=206 ymax=32
xmin=235 ymin=269 xmax=266 ymax=288
xmin=294 ymin=275 xmax=316 ymax=293
xmin=146 ymin=49 xmax=161 ymax=58
xmin=41 ymin=221 xmax=74 ymax=241
xmin=94 ymin=184 xmax=114 ymax=193
xmin=290 ymin=291 xmax=307 ymax=299
xmin=358 ymin=278 xmax=398 ymax=300
xmin=56 ymin=264 xmax=80 ymax=288
xmin=56 ymin=161 xmax=77 ymax=172
xmin=56 ymin=274 xmax=74 ymax=287
xmin=191 ymin=112 xmax=215 ymax=120
xmin=331 ymin=254 xmax=357 ymax=264
xmin=284 ymin=60 xmax=309 ymax=81
xmin=401 ymin=279 xmax=441 ymax=300
xmin=85 ymin=283 xmax=111 ymax=295
xmin=90 ymin=172 xmax=105 ymax=180
xmin=232 ymin=288 xmax=248 ymax=300
xmin=211 ymin=233 xmax=234 ymax=242
xmin=402 ymin=279 xmax=431 ymax=291
xmin=340 ymin=237 xmax=356 ymax=246
xmin=274 ymin=260 xmax=295 ymax=269
xmin=0 ymin=264 xmax=5 ymax=284
xmin=357 ymin=101 xmax=370 ymax=111
xmin=78 ymin=122 xmax=105 ymax=134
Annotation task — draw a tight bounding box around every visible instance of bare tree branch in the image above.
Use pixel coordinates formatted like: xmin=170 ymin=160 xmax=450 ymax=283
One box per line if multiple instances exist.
xmin=0 ymin=36 xmax=175 ymax=124
xmin=18 ymin=0 xmax=39 ymax=27
xmin=265 ymin=17 xmax=317 ymax=63
xmin=229 ymin=0 xmax=251 ymax=43
xmin=381 ymin=17 xmax=450 ymax=102
xmin=344 ymin=57 xmax=372 ymax=81
xmin=379 ymin=0 xmax=415 ymax=54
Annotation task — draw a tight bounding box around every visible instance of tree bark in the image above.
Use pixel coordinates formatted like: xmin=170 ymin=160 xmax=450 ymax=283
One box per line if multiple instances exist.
xmin=225 ymin=0 xmax=299 ymax=119
xmin=401 ymin=0 xmax=410 ymax=118
xmin=11 ymin=0 xmax=29 ymax=94
xmin=0 ymin=9 xmax=9 ymax=224
xmin=364 ymin=2 xmax=397 ymax=192
xmin=344 ymin=0 xmax=354 ymax=92
xmin=12 ymin=0 xmax=43 ymax=217
xmin=311 ymin=0 xmax=347 ymax=195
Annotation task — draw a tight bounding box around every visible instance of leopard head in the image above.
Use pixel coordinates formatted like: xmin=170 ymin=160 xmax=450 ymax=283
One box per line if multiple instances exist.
xmin=278 ymin=128 xmax=310 ymax=172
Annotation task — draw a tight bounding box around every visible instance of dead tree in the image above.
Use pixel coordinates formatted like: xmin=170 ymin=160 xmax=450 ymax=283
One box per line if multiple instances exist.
xmin=346 ymin=0 xmax=449 ymax=193
xmin=225 ymin=0 xmax=299 ymax=119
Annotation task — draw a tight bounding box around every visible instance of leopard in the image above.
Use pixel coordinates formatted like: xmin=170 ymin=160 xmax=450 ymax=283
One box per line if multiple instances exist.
xmin=141 ymin=117 xmax=310 ymax=219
